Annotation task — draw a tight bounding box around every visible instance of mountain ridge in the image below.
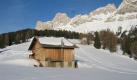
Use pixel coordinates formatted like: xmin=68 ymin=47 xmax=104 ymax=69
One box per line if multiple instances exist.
xmin=36 ymin=0 xmax=137 ymax=33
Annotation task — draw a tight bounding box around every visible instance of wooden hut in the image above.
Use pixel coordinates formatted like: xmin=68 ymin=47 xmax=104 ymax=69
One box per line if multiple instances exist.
xmin=28 ymin=37 xmax=78 ymax=68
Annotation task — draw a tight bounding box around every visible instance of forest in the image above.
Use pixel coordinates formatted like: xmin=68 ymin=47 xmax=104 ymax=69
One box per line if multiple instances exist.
xmin=0 ymin=26 xmax=137 ymax=60
xmin=0 ymin=29 xmax=82 ymax=48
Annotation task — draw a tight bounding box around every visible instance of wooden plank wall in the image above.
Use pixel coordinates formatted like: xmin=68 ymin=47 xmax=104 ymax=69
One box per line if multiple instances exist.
xmin=46 ymin=48 xmax=74 ymax=61
xmin=31 ymin=40 xmax=75 ymax=61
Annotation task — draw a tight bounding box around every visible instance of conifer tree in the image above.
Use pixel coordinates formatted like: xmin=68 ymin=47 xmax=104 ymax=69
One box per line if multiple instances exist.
xmin=94 ymin=31 xmax=101 ymax=49
xmin=0 ymin=35 xmax=5 ymax=48
xmin=130 ymin=41 xmax=137 ymax=59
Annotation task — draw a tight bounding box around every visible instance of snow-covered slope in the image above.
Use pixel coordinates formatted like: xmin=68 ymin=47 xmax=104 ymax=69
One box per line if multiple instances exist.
xmin=35 ymin=0 xmax=137 ymax=33
xmin=55 ymin=19 xmax=137 ymax=33
xmin=0 ymin=37 xmax=137 ymax=80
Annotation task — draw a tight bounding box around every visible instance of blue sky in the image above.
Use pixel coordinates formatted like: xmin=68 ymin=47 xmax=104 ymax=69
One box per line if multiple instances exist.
xmin=0 ymin=0 xmax=122 ymax=33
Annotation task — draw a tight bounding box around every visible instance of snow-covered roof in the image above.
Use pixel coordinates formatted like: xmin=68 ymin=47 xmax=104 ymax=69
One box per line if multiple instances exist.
xmin=38 ymin=37 xmax=73 ymax=46
xmin=29 ymin=37 xmax=77 ymax=50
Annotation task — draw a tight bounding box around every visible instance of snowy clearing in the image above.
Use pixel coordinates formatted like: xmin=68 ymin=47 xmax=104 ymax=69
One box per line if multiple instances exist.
xmin=0 ymin=37 xmax=137 ymax=80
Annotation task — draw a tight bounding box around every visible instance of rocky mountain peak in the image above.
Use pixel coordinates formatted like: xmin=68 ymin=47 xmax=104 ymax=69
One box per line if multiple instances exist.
xmin=52 ymin=12 xmax=70 ymax=25
xmin=88 ymin=4 xmax=117 ymax=22
xmin=90 ymin=4 xmax=116 ymax=16
xmin=70 ymin=14 xmax=89 ymax=26
xmin=35 ymin=21 xmax=53 ymax=30
xmin=117 ymin=0 xmax=137 ymax=14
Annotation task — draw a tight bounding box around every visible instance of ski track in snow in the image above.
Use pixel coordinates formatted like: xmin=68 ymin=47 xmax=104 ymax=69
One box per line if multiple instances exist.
xmin=76 ymin=45 xmax=137 ymax=74
xmin=0 ymin=37 xmax=137 ymax=80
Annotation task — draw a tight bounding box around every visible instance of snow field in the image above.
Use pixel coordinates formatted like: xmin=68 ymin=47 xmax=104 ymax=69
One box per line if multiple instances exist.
xmin=0 ymin=37 xmax=137 ymax=80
